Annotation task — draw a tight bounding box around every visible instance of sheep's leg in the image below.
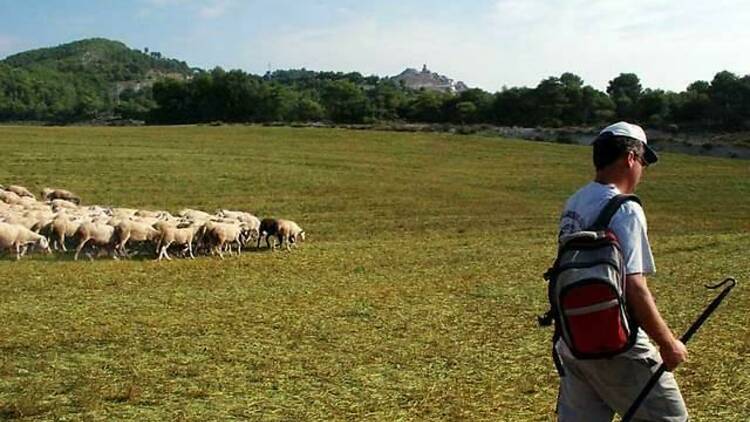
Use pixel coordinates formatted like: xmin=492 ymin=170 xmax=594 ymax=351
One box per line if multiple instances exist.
xmin=14 ymin=243 xmax=22 ymax=260
xmin=74 ymin=238 xmax=89 ymax=261
xmin=59 ymin=233 xmax=67 ymax=252
xmin=117 ymin=234 xmax=130 ymax=258
xmin=157 ymin=242 xmax=168 ymax=261
xmin=164 ymin=241 xmax=173 ymax=261
xmin=154 ymin=237 xmax=163 ymax=256
xmin=187 ymin=242 xmax=195 ymax=259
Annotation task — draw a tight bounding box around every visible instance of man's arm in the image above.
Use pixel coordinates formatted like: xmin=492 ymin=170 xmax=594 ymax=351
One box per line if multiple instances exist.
xmin=626 ymin=274 xmax=688 ymax=370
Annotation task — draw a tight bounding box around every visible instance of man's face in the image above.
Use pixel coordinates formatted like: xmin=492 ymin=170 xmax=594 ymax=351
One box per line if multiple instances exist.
xmin=628 ymin=150 xmax=648 ymax=188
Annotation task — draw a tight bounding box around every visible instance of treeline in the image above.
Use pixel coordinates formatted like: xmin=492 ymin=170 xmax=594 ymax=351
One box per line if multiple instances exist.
xmin=151 ymin=68 xmax=750 ymax=131
xmin=2 ymin=39 xmax=750 ymax=130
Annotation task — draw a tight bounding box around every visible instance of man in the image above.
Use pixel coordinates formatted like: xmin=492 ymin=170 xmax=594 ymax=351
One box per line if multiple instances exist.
xmin=555 ymin=122 xmax=688 ymax=421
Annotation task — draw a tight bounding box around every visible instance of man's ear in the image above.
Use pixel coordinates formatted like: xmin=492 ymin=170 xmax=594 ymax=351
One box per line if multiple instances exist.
xmin=625 ymin=151 xmax=637 ymax=168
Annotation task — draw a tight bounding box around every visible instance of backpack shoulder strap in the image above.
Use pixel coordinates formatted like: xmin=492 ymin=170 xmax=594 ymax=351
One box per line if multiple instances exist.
xmin=590 ymin=194 xmax=641 ymax=231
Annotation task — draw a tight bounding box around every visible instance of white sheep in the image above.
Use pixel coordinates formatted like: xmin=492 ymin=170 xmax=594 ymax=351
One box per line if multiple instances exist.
xmin=74 ymin=222 xmax=116 ymax=261
xmin=276 ymin=219 xmax=306 ymax=251
xmin=44 ymin=214 xmax=85 ymax=251
xmin=155 ymin=223 xmax=200 ymax=261
xmin=113 ymin=220 xmax=161 ymax=258
xmin=50 ymin=199 xmax=79 ymax=211
xmin=198 ymin=221 xmax=247 ymax=259
xmin=7 ymin=185 xmax=35 ymax=199
xmin=0 ymin=222 xmax=51 ymax=260
xmin=41 ymin=188 xmax=81 ymax=205
xmin=218 ymin=210 xmax=260 ymax=245
xmin=178 ymin=208 xmax=212 ymax=221
xmin=0 ymin=190 xmax=22 ymax=205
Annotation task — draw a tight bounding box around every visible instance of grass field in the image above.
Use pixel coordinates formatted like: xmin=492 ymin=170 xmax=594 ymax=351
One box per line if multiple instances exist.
xmin=0 ymin=125 xmax=748 ymax=421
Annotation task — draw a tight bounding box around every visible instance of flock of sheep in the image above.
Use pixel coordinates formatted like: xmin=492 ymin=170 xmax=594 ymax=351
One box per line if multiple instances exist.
xmin=0 ymin=184 xmax=305 ymax=261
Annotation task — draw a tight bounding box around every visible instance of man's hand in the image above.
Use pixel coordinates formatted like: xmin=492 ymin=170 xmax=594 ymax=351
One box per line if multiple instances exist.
xmin=659 ymin=339 xmax=688 ymax=371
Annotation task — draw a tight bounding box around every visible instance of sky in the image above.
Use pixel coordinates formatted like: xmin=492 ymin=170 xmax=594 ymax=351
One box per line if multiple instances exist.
xmin=1 ymin=0 xmax=749 ymax=92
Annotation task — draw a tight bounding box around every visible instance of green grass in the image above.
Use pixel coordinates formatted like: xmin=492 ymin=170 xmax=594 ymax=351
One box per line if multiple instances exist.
xmin=0 ymin=125 xmax=748 ymax=420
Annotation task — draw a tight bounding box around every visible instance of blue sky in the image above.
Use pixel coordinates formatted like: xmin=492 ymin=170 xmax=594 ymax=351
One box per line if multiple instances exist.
xmin=1 ymin=0 xmax=749 ymax=92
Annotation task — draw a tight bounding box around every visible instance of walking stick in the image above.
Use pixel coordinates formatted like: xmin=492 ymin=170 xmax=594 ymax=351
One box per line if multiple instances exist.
xmin=621 ymin=277 xmax=737 ymax=422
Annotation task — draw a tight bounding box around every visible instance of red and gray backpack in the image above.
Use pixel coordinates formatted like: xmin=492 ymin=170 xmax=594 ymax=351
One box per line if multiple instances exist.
xmin=539 ymin=194 xmax=640 ymax=367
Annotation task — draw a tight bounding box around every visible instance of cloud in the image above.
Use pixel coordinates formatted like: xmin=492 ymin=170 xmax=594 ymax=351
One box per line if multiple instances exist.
xmin=137 ymin=0 xmax=233 ymax=19
xmin=198 ymin=0 xmax=234 ymax=19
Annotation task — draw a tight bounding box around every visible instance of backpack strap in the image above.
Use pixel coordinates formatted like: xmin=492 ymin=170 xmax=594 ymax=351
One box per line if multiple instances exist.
xmin=590 ymin=194 xmax=641 ymax=231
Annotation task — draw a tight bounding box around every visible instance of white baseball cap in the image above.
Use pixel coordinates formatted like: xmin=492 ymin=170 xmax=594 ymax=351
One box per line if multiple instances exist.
xmin=595 ymin=121 xmax=658 ymax=165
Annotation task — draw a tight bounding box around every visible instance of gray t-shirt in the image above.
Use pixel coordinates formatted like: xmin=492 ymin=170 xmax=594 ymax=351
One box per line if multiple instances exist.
xmin=556 ymin=181 xmax=656 ymax=360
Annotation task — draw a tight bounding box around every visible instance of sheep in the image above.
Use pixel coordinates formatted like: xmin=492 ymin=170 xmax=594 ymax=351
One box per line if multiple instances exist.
xmin=113 ymin=220 xmax=161 ymax=258
xmin=74 ymin=222 xmax=116 ymax=261
xmin=178 ymin=208 xmax=212 ymax=222
xmin=2 ymin=213 xmax=39 ymax=231
xmin=7 ymin=185 xmax=35 ymax=199
xmin=50 ymin=199 xmax=79 ymax=211
xmin=152 ymin=220 xmax=179 ymax=254
xmin=135 ymin=209 xmax=173 ymax=220
xmin=0 ymin=222 xmax=51 ymax=260
xmin=276 ymin=219 xmax=306 ymax=251
xmin=155 ymin=223 xmax=200 ymax=261
xmin=111 ymin=208 xmax=138 ymax=220
xmin=85 ymin=205 xmax=112 ymax=218
xmin=198 ymin=221 xmax=247 ymax=259
xmin=43 ymin=214 xmax=85 ymax=251
xmin=218 ymin=210 xmax=260 ymax=246
xmin=0 ymin=190 xmax=22 ymax=205
xmin=257 ymin=218 xmax=279 ymax=249
xmin=41 ymin=188 xmax=81 ymax=205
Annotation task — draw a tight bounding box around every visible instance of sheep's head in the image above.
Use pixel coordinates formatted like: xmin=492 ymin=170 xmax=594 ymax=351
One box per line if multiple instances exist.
xmin=37 ymin=237 xmax=52 ymax=254
xmin=239 ymin=226 xmax=255 ymax=246
xmin=291 ymin=230 xmax=305 ymax=244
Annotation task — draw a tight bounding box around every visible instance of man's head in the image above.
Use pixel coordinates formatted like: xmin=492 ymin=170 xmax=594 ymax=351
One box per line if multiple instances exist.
xmin=592 ymin=122 xmax=657 ymax=170
xmin=592 ymin=122 xmax=657 ymax=192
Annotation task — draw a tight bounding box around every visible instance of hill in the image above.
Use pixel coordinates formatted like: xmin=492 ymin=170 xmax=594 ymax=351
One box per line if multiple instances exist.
xmin=0 ymin=38 xmax=192 ymax=122
xmin=2 ymin=38 xmax=191 ymax=82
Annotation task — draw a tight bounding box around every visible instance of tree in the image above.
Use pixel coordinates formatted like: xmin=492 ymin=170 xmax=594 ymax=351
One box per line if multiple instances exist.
xmin=637 ymin=89 xmax=670 ymax=126
xmin=405 ymin=90 xmax=449 ymax=123
xmin=708 ymin=70 xmax=749 ymax=129
xmin=607 ymin=73 xmax=642 ymax=120
xmin=454 ymin=101 xmax=478 ymax=124
xmin=320 ymin=80 xmax=370 ymax=123
xmin=293 ymin=97 xmax=325 ymax=122
xmin=534 ymin=77 xmax=568 ymax=126
xmin=492 ymin=87 xmax=537 ymax=126
xmin=368 ymin=80 xmax=407 ymax=121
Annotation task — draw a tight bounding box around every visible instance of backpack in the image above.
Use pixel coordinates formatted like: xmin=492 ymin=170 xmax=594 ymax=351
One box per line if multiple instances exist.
xmin=539 ymin=194 xmax=640 ymax=363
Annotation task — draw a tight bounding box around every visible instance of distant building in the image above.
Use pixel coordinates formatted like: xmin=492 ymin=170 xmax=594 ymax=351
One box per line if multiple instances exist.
xmin=390 ymin=65 xmax=469 ymax=93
